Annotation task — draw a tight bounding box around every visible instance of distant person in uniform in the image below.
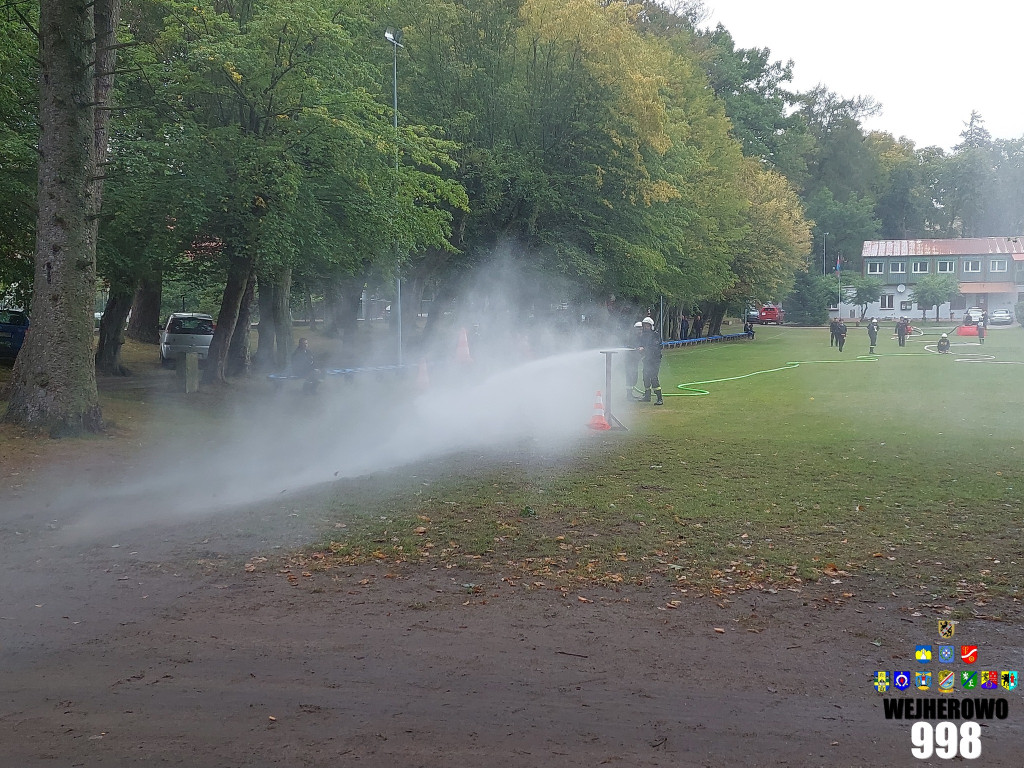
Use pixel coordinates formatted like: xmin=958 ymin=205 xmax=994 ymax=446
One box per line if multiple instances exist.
xmin=680 ymin=314 xmax=690 ymax=341
xmin=867 ymin=317 xmax=879 ymax=354
xmin=896 ymin=317 xmax=908 ymax=347
xmin=976 ymin=320 xmax=986 ymax=344
xmin=638 ymin=317 xmax=664 ymax=405
xmin=836 ymin=319 xmax=848 ymax=351
xmin=291 ymin=337 xmax=321 ymax=393
xmin=937 ymin=333 xmax=951 ymax=353
xmin=829 ymin=318 xmax=839 ymax=347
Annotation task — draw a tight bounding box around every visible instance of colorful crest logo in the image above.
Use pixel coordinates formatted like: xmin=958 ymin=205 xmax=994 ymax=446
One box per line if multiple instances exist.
xmin=937 ymin=669 xmax=955 ymax=692
xmin=960 ymin=670 xmax=978 ymax=690
xmin=1000 ymin=671 xmax=1018 ymax=691
xmin=916 ymin=671 xmax=932 ymax=691
xmin=894 ymin=671 xmax=912 ymax=691
xmin=938 ymin=620 xmax=955 ymax=638
xmin=916 ymin=645 xmax=932 ymax=663
xmin=981 ymin=670 xmax=999 ymax=690
xmin=873 ymin=671 xmax=891 ymax=692
xmin=960 ymin=645 xmax=978 ymax=664
xmin=937 ymin=645 xmax=955 ymax=663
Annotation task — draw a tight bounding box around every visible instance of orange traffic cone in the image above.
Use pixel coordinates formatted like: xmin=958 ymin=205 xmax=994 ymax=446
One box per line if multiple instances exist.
xmin=416 ymin=358 xmax=430 ymax=391
xmin=455 ymin=327 xmax=473 ymax=364
xmin=587 ymin=390 xmax=611 ymax=431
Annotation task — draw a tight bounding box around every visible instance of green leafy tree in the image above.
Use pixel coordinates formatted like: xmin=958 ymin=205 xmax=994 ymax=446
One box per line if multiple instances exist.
xmin=687 ymin=22 xmax=812 ymax=189
xmin=784 ymin=270 xmax=832 ymax=326
xmin=910 ymin=274 xmax=960 ymax=322
xmin=843 ymin=275 xmax=883 ymax=321
xmin=868 ymin=132 xmax=929 ymax=239
xmin=112 ymin=0 xmax=465 ymax=380
xmin=0 ymin=9 xmax=38 ymax=307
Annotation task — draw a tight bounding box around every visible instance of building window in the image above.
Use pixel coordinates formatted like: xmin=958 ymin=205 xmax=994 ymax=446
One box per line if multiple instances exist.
xmin=990 ymin=259 xmax=1007 ymax=272
xmin=912 ymin=261 xmax=929 ymax=274
xmin=867 ymin=262 xmax=884 ymax=274
xmin=880 ymin=295 xmax=894 ymax=310
xmin=937 ymin=260 xmax=955 ymax=273
xmin=963 ymin=259 xmax=981 ymax=273
xmin=890 ymin=262 xmax=906 ymax=274
xmin=901 ymin=301 xmax=913 ymax=311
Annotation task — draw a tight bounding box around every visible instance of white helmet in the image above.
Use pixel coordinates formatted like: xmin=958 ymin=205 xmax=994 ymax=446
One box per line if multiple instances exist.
xmin=941 ymin=333 xmax=948 ymax=338
xmin=642 ymin=317 xmax=654 ymax=326
xmin=634 ymin=321 xmax=644 ymax=328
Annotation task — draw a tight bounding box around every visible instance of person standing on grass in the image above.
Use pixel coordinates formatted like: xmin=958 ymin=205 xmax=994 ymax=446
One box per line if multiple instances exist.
xmin=896 ymin=317 xmax=908 ymax=347
xmin=291 ymin=337 xmax=322 ymax=393
xmin=977 ymin=320 xmax=986 ymax=344
xmin=836 ymin=319 xmax=848 ymax=351
xmin=867 ymin=317 xmax=879 ymax=354
xmin=638 ymin=317 xmax=664 ymax=405
xmin=829 ymin=317 xmax=839 ymax=347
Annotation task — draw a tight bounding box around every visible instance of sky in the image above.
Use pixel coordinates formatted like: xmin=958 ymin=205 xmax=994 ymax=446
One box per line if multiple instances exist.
xmin=701 ymin=1 xmax=1024 ymax=151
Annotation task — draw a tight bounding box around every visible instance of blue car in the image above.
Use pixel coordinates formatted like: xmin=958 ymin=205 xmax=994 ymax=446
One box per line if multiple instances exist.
xmin=0 ymin=309 xmax=30 ymax=360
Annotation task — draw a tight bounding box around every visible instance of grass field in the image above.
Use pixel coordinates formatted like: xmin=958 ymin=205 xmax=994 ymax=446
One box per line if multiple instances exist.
xmin=3 ymin=325 xmax=1023 ymax=614
xmin=305 ymin=323 xmax=1024 ymax=613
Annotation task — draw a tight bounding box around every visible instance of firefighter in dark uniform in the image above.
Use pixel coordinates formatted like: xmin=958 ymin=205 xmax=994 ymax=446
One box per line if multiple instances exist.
xmin=867 ymin=317 xmax=879 ymax=354
xmin=638 ymin=316 xmax=664 ymax=405
xmin=836 ymin=319 xmax=848 ymax=352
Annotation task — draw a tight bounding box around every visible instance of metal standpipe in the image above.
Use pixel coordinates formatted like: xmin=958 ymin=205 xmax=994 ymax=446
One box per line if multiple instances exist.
xmin=599 ymin=349 xmax=628 ymax=431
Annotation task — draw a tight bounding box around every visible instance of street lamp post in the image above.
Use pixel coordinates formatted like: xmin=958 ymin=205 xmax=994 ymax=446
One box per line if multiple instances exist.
xmin=385 ymin=27 xmax=404 ymax=366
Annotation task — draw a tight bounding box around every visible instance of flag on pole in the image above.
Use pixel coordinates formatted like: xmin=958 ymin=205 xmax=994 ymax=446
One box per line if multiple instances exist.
xmin=835 ymin=255 xmax=842 ymax=272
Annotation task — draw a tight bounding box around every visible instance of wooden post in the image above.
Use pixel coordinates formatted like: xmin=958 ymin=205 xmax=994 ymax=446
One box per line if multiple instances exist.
xmin=176 ymin=351 xmax=200 ymax=393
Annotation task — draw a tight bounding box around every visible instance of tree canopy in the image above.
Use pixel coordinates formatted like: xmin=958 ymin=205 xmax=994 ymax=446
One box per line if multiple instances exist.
xmin=4 ymin=0 xmax=1024 ymax=429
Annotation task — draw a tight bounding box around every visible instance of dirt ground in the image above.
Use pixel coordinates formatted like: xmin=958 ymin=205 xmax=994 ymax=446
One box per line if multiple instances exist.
xmin=2 ymin=371 xmax=1023 ymax=767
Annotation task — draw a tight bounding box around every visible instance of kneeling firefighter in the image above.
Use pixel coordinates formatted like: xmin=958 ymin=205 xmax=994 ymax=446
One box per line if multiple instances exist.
xmin=638 ymin=316 xmax=664 ymax=405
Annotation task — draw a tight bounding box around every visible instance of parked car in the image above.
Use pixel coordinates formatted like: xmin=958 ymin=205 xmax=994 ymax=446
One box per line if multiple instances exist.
xmin=0 ymin=308 xmax=29 ymax=360
xmin=988 ymin=309 xmax=1013 ymax=325
xmin=745 ymin=306 xmax=761 ymax=324
xmin=758 ymin=304 xmax=785 ymax=324
xmin=160 ymin=312 xmax=215 ymax=365
xmin=963 ymin=307 xmax=985 ymax=325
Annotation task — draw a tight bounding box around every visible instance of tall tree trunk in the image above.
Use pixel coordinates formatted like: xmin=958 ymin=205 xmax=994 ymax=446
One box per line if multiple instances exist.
xmin=305 ymin=291 xmax=316 ymax=327
xmin=202 ymin=251 xmax=253 ymax=385
xmin=323 ymin=277 xmax=343 ymax=338
xmin=126 ymin=270 xmax=162 ymax=343
xmin=271 ymin=267 xmax=293 ymax=370
xmin=401 ymin=270 xmax=428 ymax=354
xmin=705 ymin=304 xmax=727 ymax=336
xmin=336 ymin=275 xmax=365 ymax=341
xmin=226 ymin=273 xmax=255 ymax=377
xmin=4 ymin=0 xmax=121 ymax=435
xmin=94 ymin=278 xmax=133 ymax=375
xmin=421 ymin=276 xmax=457 ymax=345
xmin=254 ymin=273 xmax=277 ymax=371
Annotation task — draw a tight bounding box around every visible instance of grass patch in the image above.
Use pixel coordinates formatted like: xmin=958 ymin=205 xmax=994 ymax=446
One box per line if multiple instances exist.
xmin=301 ymin=325 xmax=1024 ymax=607
xmin=3 ymin=325 xmax=1023 ymax=611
